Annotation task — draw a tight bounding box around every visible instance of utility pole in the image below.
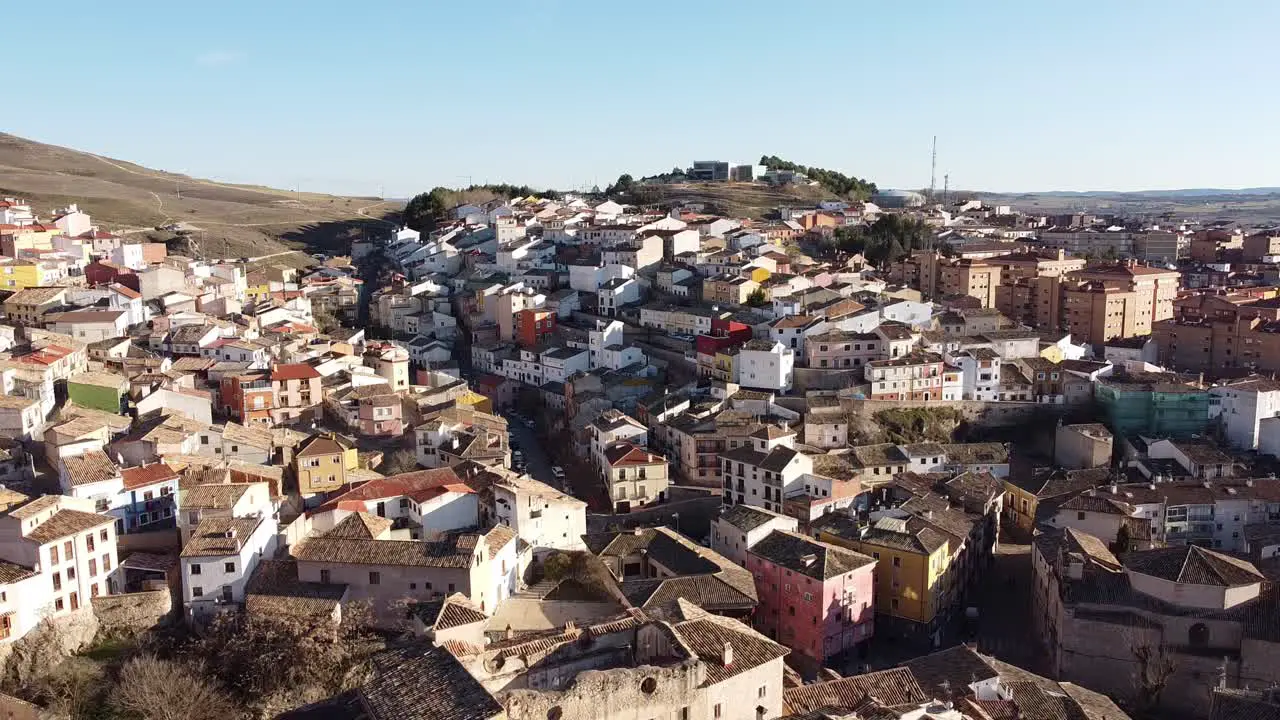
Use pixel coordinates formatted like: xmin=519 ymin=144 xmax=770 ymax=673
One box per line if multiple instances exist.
xmin=943 ymin=174 xmax=950 ymax=207
xmin=929 ymin=136 xmax=937 ymax=203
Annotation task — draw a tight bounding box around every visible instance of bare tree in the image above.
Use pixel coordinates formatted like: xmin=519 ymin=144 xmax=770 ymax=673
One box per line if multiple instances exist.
xmin=111 ymin=655 xmax=242 ymax=720
xmin=182 ymin=603 xmax=383 ymax=713
xmin=380 ymin=448 xmax=420 ymax=475
xmin=1132 ymin=641 xmax=1177 ymax=711
xmin=26 ymin=657 xmax=104 ymax=720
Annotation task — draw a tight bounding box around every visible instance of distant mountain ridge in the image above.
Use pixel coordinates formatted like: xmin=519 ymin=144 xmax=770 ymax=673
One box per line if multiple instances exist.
xmin=991 ymin=187 xmax=1280 ymax=199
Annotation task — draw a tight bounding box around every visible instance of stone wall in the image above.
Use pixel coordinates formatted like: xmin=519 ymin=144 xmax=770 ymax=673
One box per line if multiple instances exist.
xmin=500 ymin=661 xmax=707 ymax=720
xmin=842 ymin=398 xmax=1056 ymax=427
xmin=90 ymin=589 xmax=173 ymax=635
xmin=0 ymin=611 xmax=98 ymax=688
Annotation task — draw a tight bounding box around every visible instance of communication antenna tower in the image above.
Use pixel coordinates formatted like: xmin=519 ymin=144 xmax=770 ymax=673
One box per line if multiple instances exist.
xmin=929 ymin=136 xmax=937 ymax=202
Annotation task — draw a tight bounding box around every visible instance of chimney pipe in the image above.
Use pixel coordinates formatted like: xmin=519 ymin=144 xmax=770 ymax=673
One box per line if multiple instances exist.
xmin=721 ymin=641 xmax=733 ymax=666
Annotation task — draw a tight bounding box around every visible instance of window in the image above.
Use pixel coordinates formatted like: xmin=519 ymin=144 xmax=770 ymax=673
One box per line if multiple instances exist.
xmin=63 ymin=541 xmax=73 ymax=557
xmin=893 ymin=557 xmax=901 ymax=568
xmin=715 ymin=705 xmax=722 ymax=719
xmin=52 ymin=573 xmax=62 ymax=591
xmin=102 ymin=554 xmax=111 ymax=572
xmin=49 ymin=546 xmax=59 ymax=565
xmin=67 ymin=567 xmax=76 ymax=581
xmin=399 ymin=498 xmax=410 ymax=509
xmin=758 ymin=686 xmax=767 ymax=698
xmin=320 ymin=569 xmax=331 ymax=584
xmin=88 ymin=559 xmax=97 ymax=577
xmin=54 ymin=598 xmax=64 ymax=612
xmin=804 ymin=592 xmax=813 ymax=602
xmin=191 ymin=563 xmax=201 ymax=575
xmin=1078 ymin=511 xmax=1086 ymax=521
xmin=192 ymin=587 xmax=203 ymax=598
xmin=86 ymin=534 xmax=95 ymax=552
xmin=100 ymin=529 xmax=109 ymax=542
xmin=224 ymin=561 xmax=236 ymax=573
xmin=369 ymin=572 xmax=381 ymax=585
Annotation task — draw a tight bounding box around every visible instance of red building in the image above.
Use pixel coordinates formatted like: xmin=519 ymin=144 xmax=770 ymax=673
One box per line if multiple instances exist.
xmin=84 ymin=260 xmax=137 ymax=289
xmin=515 ymin=307 xmax=556 ymax=348
xmin=696 ymin=317 xmax=754 ymax=378
xmin=220 ymin=371 xmax=274 ymax=427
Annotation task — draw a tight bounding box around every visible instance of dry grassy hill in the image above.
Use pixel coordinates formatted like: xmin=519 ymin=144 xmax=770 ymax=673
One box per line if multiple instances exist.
xmin=630 ymin=181 xmax=831 ymax=218
xmin=0 ymin=133 xmax=402 ymax=259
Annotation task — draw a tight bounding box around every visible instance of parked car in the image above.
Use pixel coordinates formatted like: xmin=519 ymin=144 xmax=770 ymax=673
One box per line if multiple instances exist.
xmin=552 ymin=466 xmax=565 ymax=480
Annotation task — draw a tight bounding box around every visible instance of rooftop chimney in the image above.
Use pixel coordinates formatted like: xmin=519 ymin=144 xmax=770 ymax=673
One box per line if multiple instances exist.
xmin=801 ymin=553 xmax=817 ymax=567
xmin=721 ymin=641 xmax=734 ymax=667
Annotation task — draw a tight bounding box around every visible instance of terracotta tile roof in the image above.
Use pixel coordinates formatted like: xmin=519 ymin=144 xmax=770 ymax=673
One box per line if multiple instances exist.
xmin=672 ymin=613 xmax=788 ymax=686
xmin=0 ymin=559 xmax=37 ymax=584
xmin=61 ymin=450 xmax=120 ymax=487
xmin=293 ymin=532 xmax=481 ymax=569
xmin=180 ymin=483 xmax=254 ymax=509
xmin=270 ymin=363 xmax=320 ymax=381
xmin=751 ymin=530 xmax=875 ymax=580
xmin=181 ymin=516 xmax=263 ymax=558
xmin=7 ymin=494 xmax=60 ymax=520
xmin=783 ymin=668 xmax=927 ymax=715
xmin=296 ymin=434 xmax=347 ymax=458
xmin=121 ymin=463 xmax=179 ymax=491
xmin=245 ymin=559 xmax=347 ymax=619
xmin=27 ymin=509 xmax=113 ymax=544
xmin=322 ymin=512 xmax=392 ymax=540
xmin=418 ymin=593 xmax=487 ymax=630
xmin=717 ymin=504 xmax=790 ymax=533
xmin=603 ymin=441 xmax=664 ymax=467
xmin=315 ymin=468 xmax=469 ymax=514
xmin=360 ymin=644 xmax=504 ymax=720
xmin=899 ymin=645 xmax=999 ymax=698
xmin=1122 ymin=544 xmax=1264 ymax=587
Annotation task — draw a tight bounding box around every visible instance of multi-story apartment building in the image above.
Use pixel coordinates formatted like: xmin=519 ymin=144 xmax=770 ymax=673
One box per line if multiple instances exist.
xmin=710 ymin=503 xmax=798 ymax=569
xmin=293 ymin=433 xmax=359 ymax=497
xmin=747 ymin=530 xmax=876 ymax=665
xmin=803 ymin=330 xmax=882 ymax=369
xmin=737 ymin=339 xmax=794 ymax=392
xmin=513 ymin=307 xmax=556 ymax=348
xmin=720 ymin=425 xmax=811 ymax=513
xmin=180 ymin=514 xmax=277 ymax=618
xmin=602 ymin=442 xmax=669 ymax=513
xmin=815 ymin=512 xmax=961 ymax=646
xmin=0 ymin=495 xmax=119 ymax=625
xmin=1211 ymin=378 xmax=1280 ymax=450
xmin=864 ymin=351 xmax=961 ymax=401
xmin=703 ymin=274 xmax=760 ymax=306
xmin=270 ymin=363 xmax=323 ymax=425
xmin=1061 ymin=262 xmax=1180 ymax=345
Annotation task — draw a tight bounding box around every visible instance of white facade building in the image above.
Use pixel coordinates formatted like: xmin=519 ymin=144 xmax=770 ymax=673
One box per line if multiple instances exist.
xmin=737 ymin=340 xmax=795 ymax=392
xmin=1211 ymin=379 xmax=1280 ymax=450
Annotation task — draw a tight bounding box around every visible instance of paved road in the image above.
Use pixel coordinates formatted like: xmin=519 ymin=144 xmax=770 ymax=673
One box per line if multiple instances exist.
xmin=508 ymin=418 xmax=558 ymax=489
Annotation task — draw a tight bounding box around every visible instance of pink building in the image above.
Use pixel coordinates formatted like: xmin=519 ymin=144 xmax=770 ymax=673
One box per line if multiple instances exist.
xmin=803 ymin=330 xmax=882 ymax=370
xmin=747 ymin=530 xmax=875 ymax=664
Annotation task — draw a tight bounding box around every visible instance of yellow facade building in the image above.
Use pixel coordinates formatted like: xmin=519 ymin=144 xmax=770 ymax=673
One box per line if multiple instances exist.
xmin=815 ymin=513 xmax=957 ymax=642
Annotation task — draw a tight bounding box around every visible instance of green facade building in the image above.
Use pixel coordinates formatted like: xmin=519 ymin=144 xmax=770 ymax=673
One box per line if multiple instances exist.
xmin=1095 ymin=372 xmax=1209 ymax=439
xmin=66 ymin=371 xmax=128 ymax=415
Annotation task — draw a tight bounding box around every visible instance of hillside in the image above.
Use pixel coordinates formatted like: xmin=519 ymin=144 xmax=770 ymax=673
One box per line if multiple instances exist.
xmin=0 ymin=133 xmax=401 ymax=259
xmin=629 ymin=181 xmax=830 ymax=218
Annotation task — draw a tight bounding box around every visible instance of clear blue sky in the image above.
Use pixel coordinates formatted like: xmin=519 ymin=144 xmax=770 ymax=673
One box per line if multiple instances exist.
xmin=7 ymin=1 xmax=1277 ymax=197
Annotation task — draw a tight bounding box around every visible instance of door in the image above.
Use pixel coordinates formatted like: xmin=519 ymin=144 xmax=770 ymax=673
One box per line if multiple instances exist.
xmin=376 ymin=501 xmax=386 ymax=517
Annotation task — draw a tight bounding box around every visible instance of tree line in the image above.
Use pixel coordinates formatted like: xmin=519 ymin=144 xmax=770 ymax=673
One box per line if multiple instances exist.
xmin=824 ymin=214 xmax=937 ymax=266
xmin=758 ymin=155 xmax=878 ymax=200
xmin=403 ymin=183 xmax=562 ymax=232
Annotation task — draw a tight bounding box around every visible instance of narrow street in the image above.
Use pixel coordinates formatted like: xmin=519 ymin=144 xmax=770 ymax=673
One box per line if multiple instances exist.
xmin=507 ymin=420 xmax=554 ymax=482
xmin=973 ymin=540 xmax=1046 ymax=674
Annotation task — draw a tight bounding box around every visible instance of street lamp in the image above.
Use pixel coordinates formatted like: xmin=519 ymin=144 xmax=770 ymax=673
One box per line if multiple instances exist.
xmin=672 ymin=512 xmax=680 ymax=534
